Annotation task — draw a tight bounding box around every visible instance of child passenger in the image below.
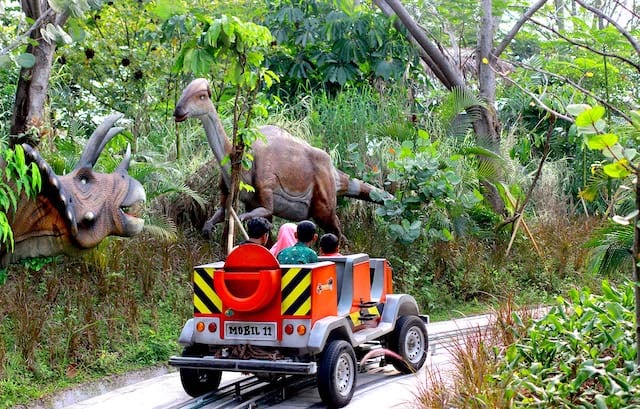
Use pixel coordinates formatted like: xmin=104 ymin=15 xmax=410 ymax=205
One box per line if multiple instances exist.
xmin=319 ymin=233 xmax=342 ymax=256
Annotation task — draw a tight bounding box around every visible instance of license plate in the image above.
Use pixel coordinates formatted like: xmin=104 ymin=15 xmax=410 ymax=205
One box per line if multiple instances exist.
xmin=224 ymin=321 xmax=277 ymax=340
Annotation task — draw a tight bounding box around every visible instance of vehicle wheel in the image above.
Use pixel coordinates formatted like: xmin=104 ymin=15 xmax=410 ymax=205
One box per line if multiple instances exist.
xmin=387 ymin=315 xmax=428 ymax=374
xmin=179 ymin=346 xmax=222 ymax=397
xmin=317 ymin=340 xmax=357 ymax=408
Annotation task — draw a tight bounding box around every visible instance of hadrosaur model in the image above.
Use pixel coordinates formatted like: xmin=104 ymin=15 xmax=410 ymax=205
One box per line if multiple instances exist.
xmin=173 ymin=78 xmax=391 ymax=239
xmin=0 ymin=114 xmax=146 ymax=267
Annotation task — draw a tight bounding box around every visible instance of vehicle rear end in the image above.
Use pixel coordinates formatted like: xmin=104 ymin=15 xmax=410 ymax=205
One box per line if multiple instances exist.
xmin=169 ymin=244 xmax=338 ymax=396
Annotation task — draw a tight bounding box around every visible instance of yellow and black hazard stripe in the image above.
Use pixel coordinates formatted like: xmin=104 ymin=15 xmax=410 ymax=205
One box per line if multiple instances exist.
xmin=193 ymin=267 xmax=222 ymax=315
xmin=281 ymin=267 xmax=311 ymax=316
xmin=349 ymin=306 xmax=380 ymax=325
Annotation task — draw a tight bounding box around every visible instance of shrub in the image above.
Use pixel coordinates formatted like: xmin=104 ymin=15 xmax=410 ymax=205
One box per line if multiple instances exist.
xmin=497 ymin=281 xmax=640 ymax=408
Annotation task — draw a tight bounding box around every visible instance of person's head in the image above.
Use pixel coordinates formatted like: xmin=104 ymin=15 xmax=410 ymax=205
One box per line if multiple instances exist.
xmin=269 ymin=223 xmax=298 ymax=256
xmin=295 ymin=220 xmax=317 ymax=244
xmin=319 ymin=233 xmax=339 ymax=255
xmin=246 ymin=217 xmax=272 ymax=245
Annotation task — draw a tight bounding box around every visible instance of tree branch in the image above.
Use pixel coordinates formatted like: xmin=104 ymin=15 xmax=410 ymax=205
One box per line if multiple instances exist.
xmin=494 ymin=66 xmax=572 ymax=122
xmin=374 ymin=0 xmax=451 ymax=86
xmin=497 ymin=115 xmax=556 ymax=230
xmin=376 ymin=0 xmax=465 ymax=89
xmin=574 ymin=0 xmax=640 ymax=57
xmin=494 ymin=0 xmax=548 ymax=58
xmin=0 ymin=8 xmax=55 ymax=56
xmin=528 ymin=17 xmax=640 ymax=72
xmin=507 ymin=59 xmax=634 ymax=124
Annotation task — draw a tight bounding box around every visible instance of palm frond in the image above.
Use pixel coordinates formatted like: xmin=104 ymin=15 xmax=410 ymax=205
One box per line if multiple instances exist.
xmin=584 ymin=222 xmax=633 ymax=276
xmin=437 ymin=87 xmax=487 ymax=140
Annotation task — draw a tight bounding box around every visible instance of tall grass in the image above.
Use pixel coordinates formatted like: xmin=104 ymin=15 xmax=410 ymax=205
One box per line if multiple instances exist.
xmin=414 ymin=302 xmax=544 ymax=408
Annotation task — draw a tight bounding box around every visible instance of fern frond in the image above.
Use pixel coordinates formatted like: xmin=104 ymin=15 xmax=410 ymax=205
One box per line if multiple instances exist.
xmin=143 ymin=214 xmax=178 ymax=242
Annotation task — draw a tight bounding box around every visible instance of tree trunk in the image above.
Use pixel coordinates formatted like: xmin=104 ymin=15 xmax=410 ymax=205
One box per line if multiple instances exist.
xmin=10 ymin=1 xmax=68 ymax=146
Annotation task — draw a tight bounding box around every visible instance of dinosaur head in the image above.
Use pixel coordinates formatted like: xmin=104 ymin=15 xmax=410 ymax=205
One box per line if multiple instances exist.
xmin=173 ymin=78 xmax=214 ymax=122
xmin=5 ymin=114 xmax=146 ymax=265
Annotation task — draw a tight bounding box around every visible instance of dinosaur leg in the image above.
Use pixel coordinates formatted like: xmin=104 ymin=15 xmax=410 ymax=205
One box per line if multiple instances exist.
xmin=238 ymin=207 xmax=274 ymax=221
xmin=313 ymin=211 xmax=343 ymax=243
xmin=203 ymin=208 xmax=225 ymax=237
xmin=203 ymin=178 xmax=228 ymax=238
xmin=238 ymin=188 xmax=275 ymax=221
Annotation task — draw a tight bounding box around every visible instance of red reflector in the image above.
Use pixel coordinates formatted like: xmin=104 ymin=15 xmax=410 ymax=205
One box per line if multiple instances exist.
xmin=208 ymin=322 xmax=217 ymax=333
xmin=285 ymin=324 xmax=294 ymax=335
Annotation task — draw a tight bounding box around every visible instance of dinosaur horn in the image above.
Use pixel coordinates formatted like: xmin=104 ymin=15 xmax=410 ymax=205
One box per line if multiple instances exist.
xmin=115 ymin=144 xmax=132 ymax=174
xmin=75 ymin=114 xmax=124 ymax=169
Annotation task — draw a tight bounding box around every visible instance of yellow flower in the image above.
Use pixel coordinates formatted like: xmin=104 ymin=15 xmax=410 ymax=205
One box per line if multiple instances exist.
xmin=585 ymin=72 xmax=594 ymax=78
xmin=482 ymin=57 xmax=489 ymax=64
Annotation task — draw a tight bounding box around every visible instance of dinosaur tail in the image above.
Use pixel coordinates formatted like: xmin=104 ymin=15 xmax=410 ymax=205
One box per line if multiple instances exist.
xmin=333 ymin=169 xmax=393 ymax=204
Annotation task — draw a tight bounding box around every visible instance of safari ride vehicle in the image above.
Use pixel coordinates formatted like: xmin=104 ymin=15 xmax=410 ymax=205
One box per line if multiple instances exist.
xmin=169 ymin=244 xmax=429 ymax=408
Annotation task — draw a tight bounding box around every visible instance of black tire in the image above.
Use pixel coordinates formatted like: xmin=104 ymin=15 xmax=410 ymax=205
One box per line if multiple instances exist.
xmin=317 ymin=340 xmax=357 ymax=408
xmin=179 ymin=346 xmax=222 ymax=397
xmin=387 ymin=315 xmax=428 ymax=374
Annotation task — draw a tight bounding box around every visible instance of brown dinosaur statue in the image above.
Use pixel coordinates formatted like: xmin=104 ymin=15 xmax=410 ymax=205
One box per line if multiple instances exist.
xmin=173 ymin=78 xmax=391 ymax=239
xmin=0 ymin=114 xmax=146 ymax=267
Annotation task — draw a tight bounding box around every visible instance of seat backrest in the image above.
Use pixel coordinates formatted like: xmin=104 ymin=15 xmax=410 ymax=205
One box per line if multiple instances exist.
xmin=369 ymin=258 xmax=386 ymax=302
xmin=320 ymin=253 xmax=369 ymax=316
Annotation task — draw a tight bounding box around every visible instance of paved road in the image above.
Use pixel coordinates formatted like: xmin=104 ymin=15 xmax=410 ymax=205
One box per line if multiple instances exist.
xmin=31 ymin=314 xmax=492 ymax=409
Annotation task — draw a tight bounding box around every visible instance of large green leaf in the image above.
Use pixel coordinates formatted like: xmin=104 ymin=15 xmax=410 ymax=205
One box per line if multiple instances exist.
xmin=16 ymin=53 xmax=35 ymax=68
xmin=150 ymin=0 xmax=186 ymax=20
xmin=602 ymin=160 xmax=630 ymax=178
xmin=585 ymin=133 xmax=618 ymax=150
xmin=575 ymin=105 xmax=606 ymax=127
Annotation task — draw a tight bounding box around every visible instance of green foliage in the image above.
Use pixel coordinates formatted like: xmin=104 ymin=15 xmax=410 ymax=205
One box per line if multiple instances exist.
xmin=376 ymin=130 xmax=483 ymax=244
xmin=584 ymin=222 xmax=633 ymax=276
xmin=0 ymin=146 xmax=42 ymax=262
xmin=497 ymin=282 xmax=640 ymax=407
xmin=262 ymin=0 xmax=418 ymax=97
xmin=573 ymin=105 xmax=640 ymax=279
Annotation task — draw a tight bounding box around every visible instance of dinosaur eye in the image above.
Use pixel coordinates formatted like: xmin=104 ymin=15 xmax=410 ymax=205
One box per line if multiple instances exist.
xmin=75 ymin=168 xmax=94 ymax=186
xmin=199 ymin=94 xmax=205 ymax=100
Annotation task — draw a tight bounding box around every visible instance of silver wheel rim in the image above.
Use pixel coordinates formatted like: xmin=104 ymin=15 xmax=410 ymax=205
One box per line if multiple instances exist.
xmin=334 ymin=352 xmax=355 ymax=396
xmin=404 ymin=326 xmax=425 ymax=363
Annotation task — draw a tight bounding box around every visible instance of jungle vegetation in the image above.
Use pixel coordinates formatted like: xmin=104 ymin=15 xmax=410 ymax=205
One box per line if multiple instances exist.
xmin=0 ymin=0 xmax=639 ymax=407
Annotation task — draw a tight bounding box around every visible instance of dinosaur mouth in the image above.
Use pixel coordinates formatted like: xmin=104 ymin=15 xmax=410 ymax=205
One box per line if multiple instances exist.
xmin=119 ymin=200 xmax=145 ymax=235
xmin=174 ymin=113 xmax=188 ymax=122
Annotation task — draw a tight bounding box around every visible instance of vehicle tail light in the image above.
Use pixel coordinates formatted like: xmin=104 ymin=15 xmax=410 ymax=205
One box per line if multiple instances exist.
xmin=196 ymin=321 xmax=205 ymax=332
xmin=297 ymin=325 xmax=307 ymax=336
xmin=284 ymin=324 xmax=294 ymax=335
xmin=208 ymin=322 xmax=217 ymax=333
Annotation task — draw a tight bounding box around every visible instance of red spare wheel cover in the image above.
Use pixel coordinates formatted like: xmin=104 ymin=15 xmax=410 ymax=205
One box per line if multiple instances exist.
xmin=214 ymin=244 xmax=280 ymax=312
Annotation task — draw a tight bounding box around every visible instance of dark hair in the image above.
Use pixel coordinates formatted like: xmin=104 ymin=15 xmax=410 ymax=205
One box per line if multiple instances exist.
xmin=296 ymin=220 xmax=316 ymax=243
xmin=319 ymin=233 xmax=339 ymax=254
xmin=246 ymin=217 xmax=272 ymax=238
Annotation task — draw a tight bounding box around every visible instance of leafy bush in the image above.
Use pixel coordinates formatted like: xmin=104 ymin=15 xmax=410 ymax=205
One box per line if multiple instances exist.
xmin=497 ymin=281 xmax=640 ymax=408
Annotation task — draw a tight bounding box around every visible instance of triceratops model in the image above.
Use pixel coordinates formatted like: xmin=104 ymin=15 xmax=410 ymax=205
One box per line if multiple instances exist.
xmin=173 ymin=78 xmax=391 ymax=239
xmin=0 ymin=114 xmax=146 ymax=267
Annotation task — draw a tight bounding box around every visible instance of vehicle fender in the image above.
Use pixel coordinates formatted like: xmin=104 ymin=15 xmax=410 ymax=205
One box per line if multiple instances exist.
xmin=177 ymin=318 xmax=196 ymax=347
xmin=380 ymin=294 xmax=421 ymax=328
xmin=307 ymin=316 xmax=355 ymax=353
